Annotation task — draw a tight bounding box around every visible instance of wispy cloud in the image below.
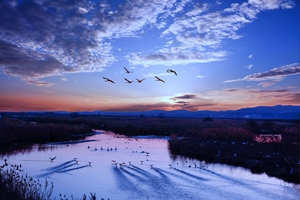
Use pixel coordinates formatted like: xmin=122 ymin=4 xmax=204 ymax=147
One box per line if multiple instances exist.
xmin=0 ymin=0 xmax=116 ymax=86
xmin=170 ymin=94 xmax=198 ymax=101
xmin=248 ymin=54 xmax=253 ymax=59
xmin=224 ymin=63 xmax=300 ymax=86
xmin=206 ymin=87 xmax=300 ymax=107
xmin=60 ymin=77 xmax=68 ymax=81
xmin=196 ymin=75 xmax=205 ymax=78
xmin=26 ymin=80 xmax=55 ymax=87
xmin=0 ymin=0 xmax=295 ymax=86
xmin=258 ymin=81 xmax=278 ymax=87
xmin=166 ymin=93 xmax=218 ymax=110
xmin=143 ymin=72 xmax=171 ymax=77
xmin=245 ymin=64 xmax=253 ymax=69
xmin=128 ymin=0 xmax=295 ymax=66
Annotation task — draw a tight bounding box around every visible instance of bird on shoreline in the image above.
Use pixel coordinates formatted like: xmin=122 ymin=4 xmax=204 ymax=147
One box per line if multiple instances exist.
xmin=167 ymin=69 xmax=177 ymax=76
xmin=124 ymin=78 xmax=134 ymax=83
xmin=124 ymin=67 xmax=133 ymax=73
xmin=136 ymin=78 xmax=145 ymax=83
xmin=103 ymin=77 xmax=115 ymax=83
xmin=155 ymin=76 xmax=165 ymax=83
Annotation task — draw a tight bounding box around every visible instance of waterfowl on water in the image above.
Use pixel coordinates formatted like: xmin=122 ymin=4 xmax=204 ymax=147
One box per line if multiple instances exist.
xmin=49 ymin=156 xmax=56 ymax=162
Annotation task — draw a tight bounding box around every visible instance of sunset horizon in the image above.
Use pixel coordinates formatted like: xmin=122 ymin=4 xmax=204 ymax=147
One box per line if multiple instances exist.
xmin=1 ymin=0 xmax=299 ymax=112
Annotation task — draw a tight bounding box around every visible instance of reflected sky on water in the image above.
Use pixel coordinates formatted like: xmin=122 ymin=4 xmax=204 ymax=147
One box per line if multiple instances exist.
xmin=1 ymin=132 xmax=299 ymax=200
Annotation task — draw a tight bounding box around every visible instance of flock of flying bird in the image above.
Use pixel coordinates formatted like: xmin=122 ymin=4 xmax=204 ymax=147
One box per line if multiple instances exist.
xmin=103 ymin=67 xmax=177 ymax=84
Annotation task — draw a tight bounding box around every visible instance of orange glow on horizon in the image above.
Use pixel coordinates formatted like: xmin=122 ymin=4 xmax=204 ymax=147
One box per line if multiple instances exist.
xmin=0 ymin=93 xmax=298 ymax=112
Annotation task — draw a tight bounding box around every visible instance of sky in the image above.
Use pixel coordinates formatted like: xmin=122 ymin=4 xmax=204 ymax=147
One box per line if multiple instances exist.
xmin=0 ymin=0 xmax=299 ymax=112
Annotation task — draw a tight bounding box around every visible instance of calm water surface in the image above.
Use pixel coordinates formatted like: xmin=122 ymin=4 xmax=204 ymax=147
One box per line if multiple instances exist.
xmin=1 ymin=131 xmax=299 ymax=200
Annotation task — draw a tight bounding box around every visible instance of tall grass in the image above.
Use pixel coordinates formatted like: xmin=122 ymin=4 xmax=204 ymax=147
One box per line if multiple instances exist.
xmin=0 ymin=160 xmax=53 ymax=200
xmin=0 ymin=160 xmax=108 ymax=200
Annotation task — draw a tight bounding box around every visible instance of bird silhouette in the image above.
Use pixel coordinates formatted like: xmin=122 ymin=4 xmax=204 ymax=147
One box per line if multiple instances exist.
xmin=124 ymin=78 xmax=134 ymax=83
xmin=49 ymin=156 xmax=56 ymax=162
xmin=167 ymin=69 xmax=177 ymax=76
xmin=124 ymin=67 xmax=133 ymax=73
xmin=136 ymin=78 xmax=145 ymax=83
xmin=155 ymin=76 xmax=165 ymax=83
xmin=103 ymin=77 xmax=115 ymax=83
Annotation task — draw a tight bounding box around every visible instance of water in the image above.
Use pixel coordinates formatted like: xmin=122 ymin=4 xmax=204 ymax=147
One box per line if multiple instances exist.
xmin=1 ymin=131 xmax=299 ymax=200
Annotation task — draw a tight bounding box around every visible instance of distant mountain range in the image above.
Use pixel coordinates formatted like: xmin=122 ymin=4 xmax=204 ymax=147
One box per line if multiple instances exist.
xmin=1 ymin=105 xmax=299 ymax=120
xmin=79 ymin=105 xmax=299 ymax=120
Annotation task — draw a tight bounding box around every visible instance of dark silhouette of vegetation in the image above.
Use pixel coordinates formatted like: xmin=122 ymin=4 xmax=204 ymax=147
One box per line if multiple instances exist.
xmin=246 ymin=119 xmax=260 ymax=133
xmin=0 ymin=161 xmax=109 ymax=200
xmin=0 ymin=118 xmax=93 ymax=145
xmin=0 ymin=160 xmax=53 ymax=200
xmin=203 ymin=117 xmax=213 ymax=122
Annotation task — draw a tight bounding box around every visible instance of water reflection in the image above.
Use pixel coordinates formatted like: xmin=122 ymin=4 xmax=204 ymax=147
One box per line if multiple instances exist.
xmin=254 ymin=134 xmax=282 ymax=143
xmin=0 ymin=144 xmax=54 ymax=157
xmin=36 ymin=159 xmax=90 ymax=178
xmin=0 ymin=132 xmax=299 ymax=200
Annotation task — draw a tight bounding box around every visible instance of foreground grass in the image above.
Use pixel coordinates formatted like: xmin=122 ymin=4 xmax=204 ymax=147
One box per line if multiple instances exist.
xmin=0 ymin=160 xmax=106 ymax=200
xmin=0 ymin=160 xmax=53 ymax=200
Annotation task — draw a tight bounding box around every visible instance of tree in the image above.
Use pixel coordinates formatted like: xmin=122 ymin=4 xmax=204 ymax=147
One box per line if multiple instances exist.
xmin=246 ymin=119 xmax=259 ymax=133
xmin=203 ymin=117 xmax=213 ymax=122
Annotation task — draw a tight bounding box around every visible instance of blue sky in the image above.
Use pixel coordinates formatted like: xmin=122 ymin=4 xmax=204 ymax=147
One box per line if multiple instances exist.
xmin=0 ymin=0 xmax=299 ymax=112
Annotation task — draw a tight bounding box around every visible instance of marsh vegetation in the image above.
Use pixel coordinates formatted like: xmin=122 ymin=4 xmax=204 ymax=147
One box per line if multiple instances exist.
xmin=0 ymin=113 xmax=299 ymax=199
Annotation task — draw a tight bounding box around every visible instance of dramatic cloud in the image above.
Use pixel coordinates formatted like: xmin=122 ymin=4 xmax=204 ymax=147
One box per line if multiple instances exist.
xmin=224 ymin=63 xmax=300 ymax=85
xmin=0 ymin=0 xmax=295 ymax=86
xmin=0 ymin=0 xmax=116 ymax=85
xmin=129 ymin=0 xmax=294 ymax=66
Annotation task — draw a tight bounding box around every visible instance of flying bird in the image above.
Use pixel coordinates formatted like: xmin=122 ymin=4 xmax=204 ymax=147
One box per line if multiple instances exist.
xmin=124 ymin=67 xmax=133 ymax=73
xmin=155 ymin=76 xmax=165 ymax=83
xmin=167 ymin=69 xmax=177 ymax=76
xmin=103 ymin=77 xmax=115 ymax=83
xmin=124 ymin=78 xmax=134 ymax=83
xmin=136 ymin=78 xmax=145 ymax=83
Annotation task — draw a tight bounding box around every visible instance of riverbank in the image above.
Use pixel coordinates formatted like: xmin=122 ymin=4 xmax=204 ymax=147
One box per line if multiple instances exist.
xmin=0 ymin=118 xmax=93 ymax=145
xmin=169 ymin=138 xmax=299 ymax=184
xmin=0 ymin=115 xmax=298 ymax=184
